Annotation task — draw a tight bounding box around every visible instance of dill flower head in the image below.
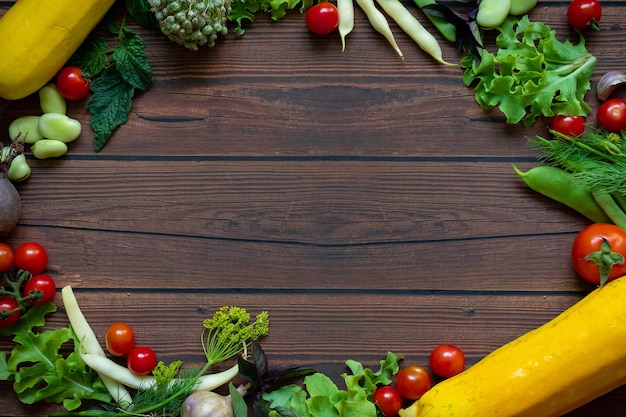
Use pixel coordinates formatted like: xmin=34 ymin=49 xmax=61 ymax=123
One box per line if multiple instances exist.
xmin=201 ymin=306 xmax=269 ymax=364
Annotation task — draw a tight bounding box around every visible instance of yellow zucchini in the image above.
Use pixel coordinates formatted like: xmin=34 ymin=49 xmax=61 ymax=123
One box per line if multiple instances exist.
xmin=399 ymin=277 xmax=626 ymax=417
xmin=0 ymin=0 xmax=115 ymax=100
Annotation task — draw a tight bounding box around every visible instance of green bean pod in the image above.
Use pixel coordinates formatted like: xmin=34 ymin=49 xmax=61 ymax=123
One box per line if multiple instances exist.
xmin=31 ymin=139 xmax=68 ymax=159
xmin=412 ymin=0 xmax=456 ymax=42
xmin=8 ymin=115 xmax=44 ymax=144
xmin=38 ymin=84 xmax=66 ymax=114
xmin=513 ymin=165 xmax=611 ymax=224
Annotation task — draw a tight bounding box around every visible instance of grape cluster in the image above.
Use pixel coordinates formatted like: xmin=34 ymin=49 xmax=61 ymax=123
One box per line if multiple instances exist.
xmin=148 ymin=0 xmax=232 ymax=51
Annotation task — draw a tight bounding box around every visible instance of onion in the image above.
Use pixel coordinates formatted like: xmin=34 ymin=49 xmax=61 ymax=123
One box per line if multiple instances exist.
xmin=0 ymin=139 xmax=24 ymax=235
xmin=0 ymin=176 xmax=21 ymax=235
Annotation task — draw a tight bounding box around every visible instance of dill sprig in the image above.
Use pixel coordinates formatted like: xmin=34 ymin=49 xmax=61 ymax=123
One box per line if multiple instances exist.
xmin=530 ymin=128 xmax=626 ymax=194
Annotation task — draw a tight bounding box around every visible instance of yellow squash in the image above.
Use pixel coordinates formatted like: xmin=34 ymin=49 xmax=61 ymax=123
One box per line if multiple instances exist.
xmin=0 ymin=0 xmax=115 ymax=100
xmin=400 ymin=277 xmax=626 ymax=417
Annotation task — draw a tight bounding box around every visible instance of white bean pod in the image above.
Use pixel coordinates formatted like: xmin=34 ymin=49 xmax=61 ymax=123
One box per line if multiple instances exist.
xmin=337 ymin=0 xmax=354 ymax=51
xmin=31 ymin=139 xmax=68 ymax=159
xmin=355 ymin=0 xmax=403 ymax=58
xmin=8 ymin=115 xmax=44 ymax=144
xmin=38 ymin=113 xmax=82 ymax=143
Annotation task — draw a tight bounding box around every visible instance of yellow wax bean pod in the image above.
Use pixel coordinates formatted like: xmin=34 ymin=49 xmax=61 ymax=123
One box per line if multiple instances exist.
xmin=9 ymin=115 xmax=44 ymax=144
xmin=38 ymin=113 xmax=82 ymax=143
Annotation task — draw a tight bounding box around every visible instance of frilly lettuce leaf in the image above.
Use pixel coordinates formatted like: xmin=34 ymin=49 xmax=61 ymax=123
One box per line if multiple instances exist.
xmin=0 ymin=303 xmax=111 ymax=410
xmin=461 ymin=15 xmax=597 ymax=126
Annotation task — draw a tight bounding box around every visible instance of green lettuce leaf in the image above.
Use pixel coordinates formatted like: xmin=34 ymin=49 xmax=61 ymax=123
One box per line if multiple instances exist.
xmin=461 ymin=15 xmax=597 ymax=126
xmin=0 ymin=304 xmax=111 ymax=410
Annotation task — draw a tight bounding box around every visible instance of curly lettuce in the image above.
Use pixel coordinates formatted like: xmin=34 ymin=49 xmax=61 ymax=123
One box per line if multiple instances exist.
xmin=461 ymin=15 xmax=597 ymax=126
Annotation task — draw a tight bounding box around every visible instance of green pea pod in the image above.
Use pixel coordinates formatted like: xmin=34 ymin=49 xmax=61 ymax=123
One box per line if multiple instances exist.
xmin=513 ymin=164 xmax=612 ymax=224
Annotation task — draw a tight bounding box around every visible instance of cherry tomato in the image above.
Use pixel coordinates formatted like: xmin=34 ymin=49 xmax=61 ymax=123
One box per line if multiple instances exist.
xmin=56 ymin=66 xmax=91 ymax=101
xmin=14 ymin=241 xmax=48 ymax=274
xmin=550 ymin=115 xmax=585 ymax=137
xmin=0 ymin=243 xmax=14 ymax=272
xmin=23 ymin=274 xmax=57 ymax=306
xmin=373 ymin=386 xmax=403 ymax=417
xmin=429 ymin=344 xmax=466 ymax=378
xmin=572 ymin=223 xmax=626 ymax=286
xmin=567 ymin=0 xmax=602 ymax=30
xmin=305 ymin=2 xmax=339 ymax=35
xmin=127 ymin=346 xmax=157 ymax=375
xmin=105 ymin=322 xmax=136 ymax=357
xmin=597 ymin=98 xmax=626 ymax=133
xmin=0 ymin=297 xmax=21 ymax=328
xmin=395 ymin=365 xmax=432 ymax=400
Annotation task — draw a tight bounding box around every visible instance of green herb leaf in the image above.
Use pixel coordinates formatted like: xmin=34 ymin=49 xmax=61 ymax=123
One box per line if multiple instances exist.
xmin=461 ymin=15 xmax=596 ymax=126
xmin=67 ymin=35 xmax=111 ymax=79
xmin=114 ymin=27 xmax=152 ymax=91
xmin=0 ymin=304 xmax=111 ymax=410
xmin=86 ymin=68 xmax=135 ymax=152
xmin=125 ymin=0 xmax=159 ymax=28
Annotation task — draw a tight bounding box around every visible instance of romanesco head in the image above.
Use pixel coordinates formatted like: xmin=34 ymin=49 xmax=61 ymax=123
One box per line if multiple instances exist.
xmin=148 ymin=0 xmax=233 ymax=51
xmin=201 ymin=306 xmax=269 ymax=364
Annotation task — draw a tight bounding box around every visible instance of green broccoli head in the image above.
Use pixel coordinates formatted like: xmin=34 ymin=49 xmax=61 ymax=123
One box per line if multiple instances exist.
xmin=148 ymin=0 xmax=232 ymax=51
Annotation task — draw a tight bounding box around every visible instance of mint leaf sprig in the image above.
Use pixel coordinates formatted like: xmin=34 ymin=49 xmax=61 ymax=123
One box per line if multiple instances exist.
xmin=69 ymin=8 xmax=152 ymax=152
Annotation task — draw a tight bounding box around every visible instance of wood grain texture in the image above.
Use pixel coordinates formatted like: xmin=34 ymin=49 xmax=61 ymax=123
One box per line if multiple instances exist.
xmin=1 ymin=0 xmax=626 ymax=416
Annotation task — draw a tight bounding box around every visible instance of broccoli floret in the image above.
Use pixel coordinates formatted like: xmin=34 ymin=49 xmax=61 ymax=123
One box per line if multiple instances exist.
xmin=148 ymin=0 xmax=233 ymax=50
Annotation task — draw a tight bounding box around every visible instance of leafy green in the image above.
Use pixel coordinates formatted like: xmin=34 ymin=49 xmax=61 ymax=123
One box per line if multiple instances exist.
xmin=70 ymin=7 xmax=152 ymax=152
xmin=0 ymin=303 xmax=111 ymax=410
xmin=460 ymin=15 xmax=596 ymax=126
xmin=228 ymin=0 xmax=313 ymax=35
xmin=261 ymin=351 xmax=403 ymax=417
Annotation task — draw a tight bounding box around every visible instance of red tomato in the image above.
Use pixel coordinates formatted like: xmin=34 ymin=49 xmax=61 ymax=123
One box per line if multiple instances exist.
xmin=56 ymin=66 xmax=91 ymax=101
xmin=567 ymin=0 xmax=602 ymax=30
xmin=127 ymin=346 xmax=157 ymax=375
xmin=105 ymin=322 xmax=136 ymax=357
xmin=395 ymin=365 xmax=432 ymax=400
xmin=597 ymin=98 xmax=626 ymax=133
xmin=0 ymin=242 xmax=14 ymax=272
xmin=0 ymin=297 xmax=21 ymax=328
xmin=373 ymin=386 xmax=403 ymax=417
xmin=14 ymin=241 xmax=48 ymax=274
xmin=550 ymin=115 xmax=585 ymax=137
xmin=305 ymin=2 xmax=339 ymax=35
xmin=572 ymin=223 xmax=626 ymax=286
xmin=429 ymin=344 xmax=466 ymax=378
xmin=23 ymin=274 xmax=57 ymax=306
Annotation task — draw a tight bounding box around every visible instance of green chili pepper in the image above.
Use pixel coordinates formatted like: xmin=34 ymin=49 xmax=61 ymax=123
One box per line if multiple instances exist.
xmin=512 ymin=164 xmax=612 ymax=224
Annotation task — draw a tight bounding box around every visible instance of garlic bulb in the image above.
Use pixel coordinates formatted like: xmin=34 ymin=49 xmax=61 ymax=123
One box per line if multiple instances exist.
xmin=180 ymin=391 xmax=234 ymax=417
xmin=597 ymin=71 xmax=626 ymax=101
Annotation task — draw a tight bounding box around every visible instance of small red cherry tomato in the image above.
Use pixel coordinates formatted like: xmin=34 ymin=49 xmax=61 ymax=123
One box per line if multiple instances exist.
xmin=14 ymin=241 xmax=48 ymax=274
xmin=567 ymin=0 xmax=602 ymax=30
xmin=395 ymin=365 xmax=432 ymax=400
xmin=305 ymin=2 xmax=340 ymax=35
xmin=105 ymin=322 xmax=136 ymax=357
xmin=0 ymin=242 xmax=14 ymax=273
xmin=0 ymin=297 xmax=21 ymax=328
xmin=373 ymin=386 xmax=403 ymax=417
xmin=127 ymin=346 xmax=157 ymax=375
xmin=429 ymin=344 xmax=466 ymax=378
xmin=572 ymin=223 xmax=626 ymax=286
xmin=56 ymin=66 xmax=91 ymax=101
xmin=597 ymin=98 xmax=626 ymax=133
xmin=23 ymin=274 xmax=57 ymax=306
xmin=550 ymin=115 xmax=585 ymax=137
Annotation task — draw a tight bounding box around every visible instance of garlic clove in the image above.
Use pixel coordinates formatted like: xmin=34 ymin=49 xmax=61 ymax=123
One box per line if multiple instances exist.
xmin=597 ymin=71 xmax=626 ymax=101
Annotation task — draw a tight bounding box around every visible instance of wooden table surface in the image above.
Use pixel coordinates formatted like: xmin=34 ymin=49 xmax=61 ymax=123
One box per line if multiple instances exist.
xmin=1 ymin=1 xmax=625 ymax=416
